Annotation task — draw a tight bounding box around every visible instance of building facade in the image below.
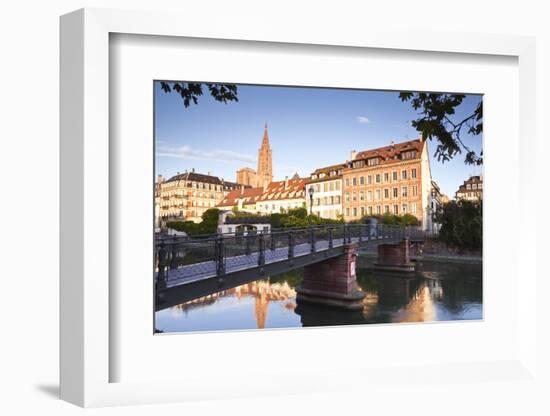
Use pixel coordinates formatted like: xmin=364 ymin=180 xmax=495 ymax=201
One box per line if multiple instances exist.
xmin=455 ymin=175 xmax=483 ymax=201
xmin=157 ymin=170 xmax=241 ymax=224
xmin=305 ymin=164 xmax=345 ymax=219
xmin=255 ymin=177 xmax=308 ymax=214
xmin=217 ymin=186 xmax=264 ymax=212
xmin=341 ymin=139 xmax=433 ymax=230
xmin=236 ymin=167 xmax=258 ymax=187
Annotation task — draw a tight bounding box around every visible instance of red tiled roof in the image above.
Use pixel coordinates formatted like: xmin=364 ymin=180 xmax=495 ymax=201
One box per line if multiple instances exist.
xmin=257 ymin=178 xmax=309 ymax=202
xmin=354 ymin=139 xmax=424 ymax=164
xmin=217 ymin=187 xmax=264 ymax=207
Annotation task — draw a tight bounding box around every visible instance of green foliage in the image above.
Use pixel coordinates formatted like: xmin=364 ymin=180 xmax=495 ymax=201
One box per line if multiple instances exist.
xmin=286 ymin=207 xmax=308 ymax=219
xmin=399 ymin=92 xmax=483 ymax=165
xmin=166 ymin=208 xmax=220 ymax=236
xmin=201 ymin=208 xmax=220 ymax=231
xmin=159 ymin=82 xmax=239 ymax=108
xmin=354 ymin=213 xmax=419 ymax=227
xmin=435 ymin=200 xmax=482 ymax=250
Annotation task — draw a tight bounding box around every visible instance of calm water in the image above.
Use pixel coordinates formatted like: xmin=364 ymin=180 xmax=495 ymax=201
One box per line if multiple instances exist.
xmin=155 ymin=260 xmax=482 ymax=333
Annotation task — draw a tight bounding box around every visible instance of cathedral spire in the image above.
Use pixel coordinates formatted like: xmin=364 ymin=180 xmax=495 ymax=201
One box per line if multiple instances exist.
xmin=262 ymin=122 xmax=269 ymax=147
xmin=257 ymin=123 xmax=273 ymax=188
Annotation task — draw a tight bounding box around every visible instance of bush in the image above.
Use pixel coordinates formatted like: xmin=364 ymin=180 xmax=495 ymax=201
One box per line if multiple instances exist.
xmin=356 ymin=213 xmax=419 ymax=226
xmin=166 ymin=208 xmax=220 ymax=236
xmin=435 ymin=200 xmax=482 ymax=250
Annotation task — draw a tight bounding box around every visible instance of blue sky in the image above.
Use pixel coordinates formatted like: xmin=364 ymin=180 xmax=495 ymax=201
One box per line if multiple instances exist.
xmin=155 ymin=83 xmax=482 ymax=197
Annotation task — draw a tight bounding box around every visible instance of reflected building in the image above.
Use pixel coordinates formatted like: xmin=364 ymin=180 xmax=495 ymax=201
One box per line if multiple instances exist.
xmin=173 ymin=279 xmax=296 ymax=329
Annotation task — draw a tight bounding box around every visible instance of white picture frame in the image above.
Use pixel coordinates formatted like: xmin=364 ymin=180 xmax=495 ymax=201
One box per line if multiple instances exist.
xmin=60 ymin=8 xmax=539 ymax=408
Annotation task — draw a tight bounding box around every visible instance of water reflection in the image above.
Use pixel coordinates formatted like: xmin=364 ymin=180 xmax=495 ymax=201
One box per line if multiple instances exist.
xmin=155 ymin=261 xmax=482 ymax=333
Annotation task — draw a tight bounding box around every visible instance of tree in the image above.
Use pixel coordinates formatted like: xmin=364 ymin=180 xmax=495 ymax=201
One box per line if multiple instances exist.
xmin=159 ymin=82 xmax=239 ymax=108
xmin=435 ymin=200 xmax=482 ymax=250
xmin=399 ymin=92 xmax=483 ymax=165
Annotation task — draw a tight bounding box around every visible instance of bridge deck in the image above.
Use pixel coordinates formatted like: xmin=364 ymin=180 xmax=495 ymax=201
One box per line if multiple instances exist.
xmin=162 ymin=235 xmax=392 ymax=288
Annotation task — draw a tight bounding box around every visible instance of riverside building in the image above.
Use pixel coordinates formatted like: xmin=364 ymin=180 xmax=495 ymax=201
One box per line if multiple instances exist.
xmin=305 ymin=164 xmax=345 ymax=219
xmin=157 ymin=170 xmax=241 ymax=224
xmin=341 ymin=139 xmax=434 ymax=230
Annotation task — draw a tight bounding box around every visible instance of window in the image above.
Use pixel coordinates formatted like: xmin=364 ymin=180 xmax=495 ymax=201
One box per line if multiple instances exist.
xmin=402 ymin=186 xmax=408 ymax=197
xmin=367 ymin=158 xmax=379 ymax=166
xmin=352 ymin=192 xmax=357 ymax=201
xmin=368 ymin=206 xmax=373 ymax=215
xmin=412 ymin=185 xmax=418 ymax=197
xmin=478 ymin=183 xmax=483 ymax=189
xmin=360 ymin=191 xmax=365 ymax=201
xmin=375 ymin=174 xmax=381 ymax=183
xmin=401 ymin=150 xmax=417 ymax=160
xmin=345 ymin=179 xmax=350 ymax=187
xmin=384 ymin=172 xmax=389 ymax=182
xmin=335 ymin=181 xmax=341 ymax=190
xmin=353 ymin=207 xmax=357 ymax=217
xmin=346 ymin=208 xmax=350 ymax=216
xmin=392 ymin=171 xmax=398 ymax=181
xmin=393 ymin=204 xmax=399 ymax=214
xmin=402 ymin=204 xmax=408 ymax=213
xmin=360 ymin=176 xmax=365 ymax=185
xmin=330 ymin=196 xmax=334 ymax=205
xmin=393 ymin=187 xmax=398 ymax=198
xmin=323 ymin=182 xmax=329 ymax=192
xmin=360 ymin=207 xmax=365 ymax=216
xmin=367 ymin=190 xmax=373 ymax=201
xmin=472 ymin=184 xmax=477 ymax=190
xmin=375 ymin=189 xmax=381 ymax=200
xmin=411 ymin=203 xmax=417 ymax=214
xmin=352 ymin=177 xmax=357 ymax=186
xmin=384 ymin=205 xmax=389 ymax=213
xmin=384 ymin=188 xmax=389 ymax=199
xmin=367 ymin=175 xmax=372 ymax=185
xmin=345 ymin=193 xmax=350 ymax=202
xmin=376 ymin=206 xmax=381 ymax=215
xmin=335 ymin=196 xmax=341 ymax=204
xmin=466 ymin=184 xmax=471 ymax=190
xmin=401 ymin=170 xmax=408 ymax=180
xmin=411 ymin=168 xmax=417 ymax=179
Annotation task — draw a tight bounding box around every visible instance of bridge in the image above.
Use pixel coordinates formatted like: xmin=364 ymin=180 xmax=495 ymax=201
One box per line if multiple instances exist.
xmin=155 ymin=223 xmax=425 ymax=311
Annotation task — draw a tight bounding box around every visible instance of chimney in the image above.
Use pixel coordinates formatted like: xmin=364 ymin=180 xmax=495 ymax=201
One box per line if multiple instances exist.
xmin=191 ymin=168 xmax=195 ymax=173
xmin=351 ymin=150 xmax=357 ymax=161
xmin=207 ymin=171 xmax=211 ymax=176
xmin=284 ymin=176 xmax=289 ymax=188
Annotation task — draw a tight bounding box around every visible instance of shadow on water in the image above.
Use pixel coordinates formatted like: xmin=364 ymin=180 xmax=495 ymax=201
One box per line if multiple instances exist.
xmin=155 ymin=260 xmax=482 ymax=333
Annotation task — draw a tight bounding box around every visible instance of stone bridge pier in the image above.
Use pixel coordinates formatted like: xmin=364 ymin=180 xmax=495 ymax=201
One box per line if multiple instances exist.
xmin=296 ymin=243 xmax=365 ymax=310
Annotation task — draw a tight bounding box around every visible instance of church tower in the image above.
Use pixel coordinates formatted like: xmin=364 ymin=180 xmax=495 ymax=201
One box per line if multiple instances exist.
xmin=257 ymin=123 xmax=273 ymax=188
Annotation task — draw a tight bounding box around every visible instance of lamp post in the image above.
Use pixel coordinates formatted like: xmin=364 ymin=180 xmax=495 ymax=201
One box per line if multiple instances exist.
xmin=308 ymin=186 xmax=314 ymax=216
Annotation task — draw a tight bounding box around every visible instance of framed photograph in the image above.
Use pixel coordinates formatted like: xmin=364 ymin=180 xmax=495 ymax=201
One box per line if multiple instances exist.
xmin=152 ymin=82 xmax=484 ymax=334
xmin=60 ymin=8 xmax=538 ymax=408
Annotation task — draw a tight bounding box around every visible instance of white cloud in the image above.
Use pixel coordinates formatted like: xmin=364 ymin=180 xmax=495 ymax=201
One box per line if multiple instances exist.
xmin=356 ymin=116 xmax=371 ymax=124
xmin=157 ymin=144 xmax=255 ymax=164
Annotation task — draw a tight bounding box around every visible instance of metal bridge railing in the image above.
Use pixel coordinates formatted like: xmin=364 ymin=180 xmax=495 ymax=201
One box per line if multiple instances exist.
xmin=154 ymin=223 xmax=425 ymax=287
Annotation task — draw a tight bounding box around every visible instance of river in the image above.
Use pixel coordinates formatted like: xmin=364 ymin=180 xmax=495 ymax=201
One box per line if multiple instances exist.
xmin=155 ymin=260 xmax=482 ymax=333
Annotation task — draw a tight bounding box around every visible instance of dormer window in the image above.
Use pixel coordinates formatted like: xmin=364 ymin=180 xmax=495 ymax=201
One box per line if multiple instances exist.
xmin=401 ymin=150 xmax=417 ymax=160
xmin=367 ymin=158 xmax=379 ymax=166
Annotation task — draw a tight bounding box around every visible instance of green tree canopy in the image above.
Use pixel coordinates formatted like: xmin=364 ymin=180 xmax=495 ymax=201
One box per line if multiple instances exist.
xmin=159 ymin=81 xmax=239 ymax=108
xmin=399 ymin=92 xmax=483 ymax=165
